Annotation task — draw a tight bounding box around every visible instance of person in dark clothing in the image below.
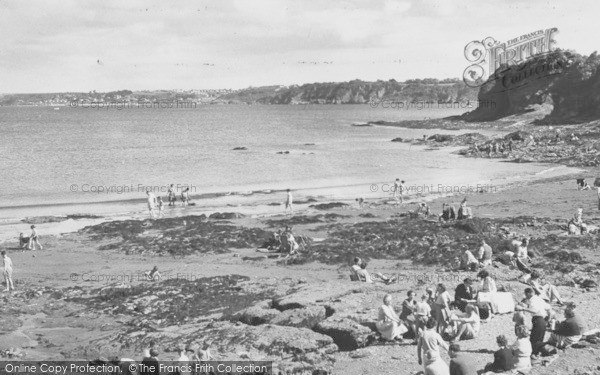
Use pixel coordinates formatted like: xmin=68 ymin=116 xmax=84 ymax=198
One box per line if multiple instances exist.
xmin=449 ymin=344 xmax=477 ymax=375
xmin=454 ymin=278 xmax=475 ymax=312
xmin=484 ymin=335 xmax=514 ymax=373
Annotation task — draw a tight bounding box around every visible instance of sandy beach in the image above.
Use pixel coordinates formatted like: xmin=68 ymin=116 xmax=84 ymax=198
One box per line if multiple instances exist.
xmin=2 ymin=125 xmax=600 ymax=374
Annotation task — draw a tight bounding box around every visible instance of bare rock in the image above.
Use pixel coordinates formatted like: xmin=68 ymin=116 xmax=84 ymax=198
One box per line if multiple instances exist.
xmin=314 ymin=317 xmax=376 ymax=351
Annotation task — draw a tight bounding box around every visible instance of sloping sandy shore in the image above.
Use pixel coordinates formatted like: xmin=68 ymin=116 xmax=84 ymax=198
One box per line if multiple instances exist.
xmin=1 ymin=169 xmax=600 ymax=374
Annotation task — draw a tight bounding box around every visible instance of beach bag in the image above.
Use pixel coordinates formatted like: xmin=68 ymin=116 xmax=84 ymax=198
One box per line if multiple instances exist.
xmin=478 ymin=306 xmax=490 ymax=320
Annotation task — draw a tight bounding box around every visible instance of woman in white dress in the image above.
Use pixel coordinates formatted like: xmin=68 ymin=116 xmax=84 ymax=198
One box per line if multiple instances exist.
xmin=376 ymin=294 xmax=407 ymax=341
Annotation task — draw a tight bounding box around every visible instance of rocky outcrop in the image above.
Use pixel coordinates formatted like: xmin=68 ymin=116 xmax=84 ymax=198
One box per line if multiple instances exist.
xmin=314 ymin=318 xmax=377 ymax=351
xmin=462 ymin=50 xmax=600 ymax=124
xmin=231 ymin=300 xmax=281 ymax=326
xmin=208 ymin=212 xmax=245 ymax=220
xmin=270 ymin=306 xmax=327 ymax=329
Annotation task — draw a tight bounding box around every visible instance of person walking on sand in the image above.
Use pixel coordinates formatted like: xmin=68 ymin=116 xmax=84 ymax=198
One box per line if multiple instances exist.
xmin=2 ymin=251 xmax=14 ymax=292
xmin=285 ymin=189 xmax=293 ymax=215
xmin=28 ymin=225 xmax=43 ymax=250
xmin=146 ymin=190 xmax=157 ymax=218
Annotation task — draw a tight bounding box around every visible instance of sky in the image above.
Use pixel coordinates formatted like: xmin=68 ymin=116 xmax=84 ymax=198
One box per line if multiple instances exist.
xmin=0 ymin=0 xmax=598 ymax=93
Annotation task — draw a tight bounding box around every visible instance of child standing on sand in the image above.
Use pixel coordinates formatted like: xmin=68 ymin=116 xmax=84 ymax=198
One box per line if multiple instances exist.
xmin=2 ymin=251 xmax=14 ymax=292
xmin=28 ymin=225 xmax=43 ymax=250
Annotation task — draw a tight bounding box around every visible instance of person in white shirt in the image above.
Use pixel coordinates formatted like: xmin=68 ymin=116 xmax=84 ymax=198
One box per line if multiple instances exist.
xmin=285 ymin=189 xmax=293 ymax=214
xmin=146 ymin=190 xmax=157 ymax=218
xmin=28 ymin=225 xmax=43 ymax=250
xmin=517 ymin=288 xmax=554 ymax=356
xmin=450 ymin=304 xmax=481 ymax=341
xmin=2 ymin=251 xmax=14 ymax=292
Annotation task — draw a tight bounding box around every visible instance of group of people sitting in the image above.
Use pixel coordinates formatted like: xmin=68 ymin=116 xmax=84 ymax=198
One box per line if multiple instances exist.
xmin=261 ymin=226 xmax=302 ymax=254
xmin=440 ymin=199 xmax=473 ymax=222
xmin=372 ymin=279 xmax=585 ymax=375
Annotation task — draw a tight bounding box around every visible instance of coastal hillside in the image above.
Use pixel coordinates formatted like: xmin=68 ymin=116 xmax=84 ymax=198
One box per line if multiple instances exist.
xmin=0 ymin=79 xmax=479 ymax=106
xmin=462 ymin=49 xmax=600 ymax=124
xmin=220 ymin=79 xmax=479 ymax=104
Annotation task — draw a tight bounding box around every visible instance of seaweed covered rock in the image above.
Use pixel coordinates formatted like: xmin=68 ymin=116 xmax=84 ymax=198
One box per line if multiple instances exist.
xmin=209 ymin=212 xmax=245 ymax=220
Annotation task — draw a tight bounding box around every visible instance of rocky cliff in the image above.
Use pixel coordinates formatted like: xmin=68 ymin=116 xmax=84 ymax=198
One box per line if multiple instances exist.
xmin=461 ymin=49 xmax=600 ymax=124
xmin=220 ymin=79 xmax=478 ymax=104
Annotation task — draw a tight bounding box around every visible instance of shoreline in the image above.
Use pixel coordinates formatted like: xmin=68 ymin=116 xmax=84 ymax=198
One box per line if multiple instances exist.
xmin=0 ymin=160 xmax=583 ymax=244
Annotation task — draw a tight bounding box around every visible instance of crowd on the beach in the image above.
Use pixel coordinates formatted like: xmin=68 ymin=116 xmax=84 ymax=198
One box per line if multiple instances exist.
xmin=350 ymin=231 xmax=590 ymax=375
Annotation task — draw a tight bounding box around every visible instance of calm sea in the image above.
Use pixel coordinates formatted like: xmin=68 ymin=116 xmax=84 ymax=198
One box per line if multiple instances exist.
xmin=0 ymin=104 xmax=571 ymax=222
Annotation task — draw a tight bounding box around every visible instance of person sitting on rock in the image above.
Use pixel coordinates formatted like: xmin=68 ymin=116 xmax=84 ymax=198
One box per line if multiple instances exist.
xmin=568 ymin=208 xmax=587 ymax=234
xmin=513 ymin=238 xmax=532 ymax=276
xmin=144 ymin=266 xmax=162 ymax=282
xmin=376 ymin=294 xmax=408 ymax=342
xmin=449 ymin=304 xmax=481 ymax=342
xmin=477 ymin=239 xmax=493 ymax=267
xmin=544 ymin=303 xmax=586 ymax=350
xmin=440 ymin=203 xmax=456 ymax=221
xmin=356 ymin=262 xmax=396 ymax=284
xmin=527 ymin=271 xmax=564 ymax=305
xmin=462 ymin=249 xmax=479 ymax=271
